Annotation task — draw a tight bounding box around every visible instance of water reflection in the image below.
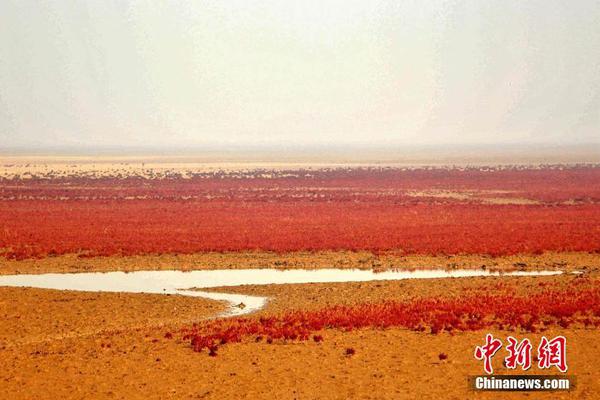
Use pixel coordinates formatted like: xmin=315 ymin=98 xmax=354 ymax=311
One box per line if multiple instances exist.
xmin=0 ymin=269 xmax=562 ymax=317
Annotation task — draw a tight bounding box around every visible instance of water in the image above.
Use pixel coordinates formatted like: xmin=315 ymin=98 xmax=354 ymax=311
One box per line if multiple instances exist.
xmin=0 ymin=269 xmax=562 ymax=317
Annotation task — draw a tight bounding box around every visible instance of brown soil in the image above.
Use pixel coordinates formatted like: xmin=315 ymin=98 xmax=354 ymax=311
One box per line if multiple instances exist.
xmin=1 ymin=326 xmax=595 ymax=399
xmin=0 ymin=272 xmax=597 ymax=399
xmin=0 ymin=287 xmax=225 ymax=349
xmin=1 ymin=251 xmax=599 ymax=275
xmin=405 ymin=189 xmax=543 ymax=205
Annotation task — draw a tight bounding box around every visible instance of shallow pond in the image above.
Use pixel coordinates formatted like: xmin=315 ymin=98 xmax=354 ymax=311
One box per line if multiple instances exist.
xmin=0 ymin=269 xmax=562 ymax=317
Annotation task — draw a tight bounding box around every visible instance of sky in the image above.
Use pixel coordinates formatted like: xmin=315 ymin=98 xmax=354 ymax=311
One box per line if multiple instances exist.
xmin=1 ymin=0 xmax=599 ymax=150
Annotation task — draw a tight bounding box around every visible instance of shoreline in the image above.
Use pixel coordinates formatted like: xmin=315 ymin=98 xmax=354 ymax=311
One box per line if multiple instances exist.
xmin=1 ymin=251 xmax=598 ymax=275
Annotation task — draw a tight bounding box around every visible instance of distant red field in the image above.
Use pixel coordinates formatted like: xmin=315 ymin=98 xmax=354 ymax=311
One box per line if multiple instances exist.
xmin=1 ymin=166 xmax=600 ymax=259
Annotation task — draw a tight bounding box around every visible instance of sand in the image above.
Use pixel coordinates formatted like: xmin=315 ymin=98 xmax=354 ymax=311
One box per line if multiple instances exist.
xmin=0 ymin=272 xmax=597 ymax=399
xmin=1 ymin=251 xmax=598 ymax=275
xmin=2 ymin=326 xmax=596 ymax=399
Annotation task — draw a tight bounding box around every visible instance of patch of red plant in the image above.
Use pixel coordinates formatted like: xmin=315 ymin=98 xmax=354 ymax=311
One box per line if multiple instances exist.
xmin=182 ymin=279 xmax=600 ymax=355
xmin=2 ymin=166 xmax=600 ymax=259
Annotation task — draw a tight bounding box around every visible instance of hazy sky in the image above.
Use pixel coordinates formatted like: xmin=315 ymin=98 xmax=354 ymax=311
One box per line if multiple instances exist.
xmin=1 ymin=0 xmax=599 ymax=149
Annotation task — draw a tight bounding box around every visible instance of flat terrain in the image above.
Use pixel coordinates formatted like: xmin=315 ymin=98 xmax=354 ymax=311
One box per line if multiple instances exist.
xmin=1 ymin=273 xmax=598 ymax=399
xmin=1 ymin=162 xmax=599 ymax=399
xmin=0 ymin=251 xmax=598 ymax=275
xmin=2 ymin=165 xmax=600 ymax=259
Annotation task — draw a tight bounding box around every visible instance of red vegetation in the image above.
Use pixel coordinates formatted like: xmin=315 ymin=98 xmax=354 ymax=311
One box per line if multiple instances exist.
xmin=181 ymin=278 xmax=600 ymax=355
xmin=1 ymin=166 xmax=600 ymax=259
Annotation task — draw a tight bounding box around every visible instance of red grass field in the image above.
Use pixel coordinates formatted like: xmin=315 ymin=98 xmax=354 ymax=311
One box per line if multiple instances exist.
xmin=181 ymin=277 xmax=600 ymax=356
xmin=1 ymin=166 xmax=600 ymax=259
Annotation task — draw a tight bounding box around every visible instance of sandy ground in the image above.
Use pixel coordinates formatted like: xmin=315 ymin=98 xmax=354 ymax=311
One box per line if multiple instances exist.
xmin=2 ymin=144 xmax=600 ymax=174
xmin=0 ymin=272 xmax=597 ymax=399
xmin=1 ymin=326 xmax=595 ymax=400
xmin=1 ymin=251 xmax=599 ymax=275
xmin=0 ymin=287 xmax=225 ymax=349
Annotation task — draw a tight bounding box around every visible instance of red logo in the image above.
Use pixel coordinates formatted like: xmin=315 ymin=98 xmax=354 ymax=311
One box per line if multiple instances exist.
xmin=474 ymin=334 xmax=503 ymax=374
xmin=538 ymin=335 xmax=568 ymax=372
xmin=505 ymin=336 xmax=532 ymax=370
xmin=475 ymin=334 xmax=567 ymax=374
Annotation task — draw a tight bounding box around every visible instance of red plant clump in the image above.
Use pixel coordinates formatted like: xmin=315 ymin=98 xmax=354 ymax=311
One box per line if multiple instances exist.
xmin=1 ymin=166 xmax=600 ymax=259
xmin=181 ymin=281 xmax=600 ymax=356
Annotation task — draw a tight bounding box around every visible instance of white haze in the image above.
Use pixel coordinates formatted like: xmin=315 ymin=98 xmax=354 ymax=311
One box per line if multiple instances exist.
xmin=1 ymin=1 xmax=599 ymax=150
